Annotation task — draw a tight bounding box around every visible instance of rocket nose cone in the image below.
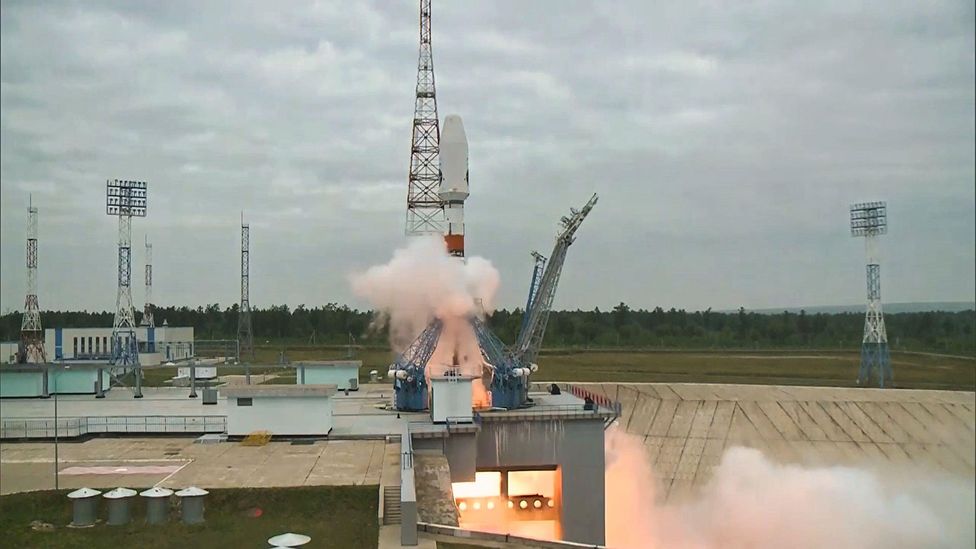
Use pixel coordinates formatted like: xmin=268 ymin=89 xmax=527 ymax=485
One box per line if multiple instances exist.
xmin=442 ymin=114 xmax=467 ymax=143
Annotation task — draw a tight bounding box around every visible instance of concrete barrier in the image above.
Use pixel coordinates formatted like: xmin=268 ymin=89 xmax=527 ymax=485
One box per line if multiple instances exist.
xmin=400 ymin=422 xmax=418 ymax=546
xmin=417 ymin=522 xmax=606 ymax=548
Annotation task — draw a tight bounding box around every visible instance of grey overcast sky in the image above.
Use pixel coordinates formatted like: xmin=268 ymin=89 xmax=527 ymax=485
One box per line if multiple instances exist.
xmin=1 ymin=0 xmax=974 ymax=313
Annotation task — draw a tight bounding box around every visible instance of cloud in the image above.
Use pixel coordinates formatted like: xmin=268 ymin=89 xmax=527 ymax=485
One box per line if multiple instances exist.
xmin=1 ymin=0 xmax=973 ymax=313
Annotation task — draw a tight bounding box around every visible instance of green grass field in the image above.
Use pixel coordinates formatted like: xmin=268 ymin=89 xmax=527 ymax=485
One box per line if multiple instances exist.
xmin=535 ymin=349 xmax=975 ymax=390
xmin=0 ymin=486 xmax=378 ymax=549
xmin=145 ymin=345 xmax=975 ymax=391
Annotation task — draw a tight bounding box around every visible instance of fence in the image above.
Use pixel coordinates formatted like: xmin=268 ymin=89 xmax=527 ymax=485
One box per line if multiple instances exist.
xmin=566 ymin=384 xmax=623 ymax=416
xmin=0 ymin=415 xmax=227 ymax=439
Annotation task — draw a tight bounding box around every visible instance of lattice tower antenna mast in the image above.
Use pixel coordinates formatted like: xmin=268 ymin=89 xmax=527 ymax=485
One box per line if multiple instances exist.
xmin=106 ymin=180 xmax=147 ymax=368
xmin=237 ymin=214 xmax=254 ymax=360
xmin=850 ymin=201 xmax=891 ymax=387
xmin=405 ymin=0 xmax=444 ymax=235
xmin=20 ymin=195 xmax=46 ymax=363
xmin=143 ymin=235 xmax=155 ymax=328
xmin=513 ymin=194 xmax=599 ymax=366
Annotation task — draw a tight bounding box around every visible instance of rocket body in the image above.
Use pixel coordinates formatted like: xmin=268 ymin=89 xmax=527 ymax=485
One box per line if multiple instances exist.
xmin=439 ymin=114 xmax=468 ymax=257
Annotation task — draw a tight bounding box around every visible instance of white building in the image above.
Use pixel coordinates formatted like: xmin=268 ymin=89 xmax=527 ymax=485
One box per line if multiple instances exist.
xmin=1 ymin=342 xmax=18 ymax=364
xmin=43 ymin=326 xmax=194 ymax=365
xmin=222 ymin=385 xmax=337 ymax=436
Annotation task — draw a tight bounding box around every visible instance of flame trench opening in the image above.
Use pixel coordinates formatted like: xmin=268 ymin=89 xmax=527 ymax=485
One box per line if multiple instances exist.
xmin=452 ymin=468 xmax=562 ymax=541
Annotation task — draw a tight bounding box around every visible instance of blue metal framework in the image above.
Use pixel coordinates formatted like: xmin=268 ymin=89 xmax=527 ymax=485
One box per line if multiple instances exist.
xmin=514 ymin=194 xmax=599 ymax=366
xmin=471 ymin=316 xmax=527 ymax=410
xmin=391 ymin=319 xmax=443 ymax=410
xmin=389 ymin=195 xmax=598 ymax=412
xmin=519 ymin=251 xmax=547 ymax=336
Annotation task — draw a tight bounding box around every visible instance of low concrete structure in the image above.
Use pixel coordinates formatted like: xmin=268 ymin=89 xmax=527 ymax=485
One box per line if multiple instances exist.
xmin=1 ymin=342 xmax=18 ymax=364
xmin=296 ymin=360 xmax=361 ymax=390
xmin=429 ymin=373 xmax=475 ymax=424
xmin=409 ymin=390 xmax=616 ymax=546
xmin=0 ymin=364 xmax=111 ymax=398
xmin=177 ymin=365 xmax=217 ymax=380
xmin=222 ymin=384 xmax=337 ymax=436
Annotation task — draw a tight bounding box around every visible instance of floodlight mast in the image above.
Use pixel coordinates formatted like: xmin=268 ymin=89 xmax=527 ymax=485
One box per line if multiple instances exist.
xmin=850 ymin=201 xmax=891 ymax=387
xmin=106 ymin=179 xmax=147 ymax=398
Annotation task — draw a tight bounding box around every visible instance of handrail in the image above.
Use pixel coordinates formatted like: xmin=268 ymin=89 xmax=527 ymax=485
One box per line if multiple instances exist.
xmin=0 ymin=414 xmax=226 ymax=439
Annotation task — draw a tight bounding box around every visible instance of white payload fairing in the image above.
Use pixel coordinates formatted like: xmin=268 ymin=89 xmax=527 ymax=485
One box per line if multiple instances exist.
xmin=439 ymin=114 xmax=468 ymax=257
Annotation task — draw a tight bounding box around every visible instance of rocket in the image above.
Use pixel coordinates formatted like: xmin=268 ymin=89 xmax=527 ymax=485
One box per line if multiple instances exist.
xmin=440 ymin=114 xmax=468 ymax=257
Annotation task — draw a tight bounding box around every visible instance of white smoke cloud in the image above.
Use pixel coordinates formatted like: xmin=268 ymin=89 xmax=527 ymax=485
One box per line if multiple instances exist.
xmin=605 ymin=428 xmax=975 ymax=549
xmin=350 ymin=236 xmax=501 ymax=351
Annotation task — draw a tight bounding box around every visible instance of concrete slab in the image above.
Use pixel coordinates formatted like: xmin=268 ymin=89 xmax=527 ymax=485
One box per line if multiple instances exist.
xmin=594 ymin=383 xmax=974 ymax=503
xmin=1 ymin=436 xmax=389 ymax=494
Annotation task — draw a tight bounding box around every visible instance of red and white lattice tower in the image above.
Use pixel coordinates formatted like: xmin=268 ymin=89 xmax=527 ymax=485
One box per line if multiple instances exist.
xmin=405 ymin=0 xmax=444 ymax=235
xmin=20 ymin=195 xmax=46 ymax=363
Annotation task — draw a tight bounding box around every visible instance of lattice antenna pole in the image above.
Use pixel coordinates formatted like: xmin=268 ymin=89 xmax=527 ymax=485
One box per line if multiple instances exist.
xmin=20 ymin=195 xmax=46 ymax=363
xmin=106 ymin=180 xmax=146 ymax=397
xmin=850 ymin=201 xmax=891 ymax=387
xmin=143 ymin=235 xmax=155 ymax=328
xmin=405 ymin=0 xmax=444 ymax=235
xmin=237 ymin=213 xmax=254 ymax=361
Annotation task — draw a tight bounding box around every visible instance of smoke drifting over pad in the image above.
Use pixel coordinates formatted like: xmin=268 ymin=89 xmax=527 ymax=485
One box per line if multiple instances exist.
xmin=605 ymin=428 xmax=975 ymax=549
xmin=350 ymin=236 xmax=500 ymax=351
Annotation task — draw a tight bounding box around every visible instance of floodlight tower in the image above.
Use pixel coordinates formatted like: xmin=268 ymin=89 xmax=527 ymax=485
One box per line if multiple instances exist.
xmin=20 ymin=195 xmax=46 ymax=363
xmin=237 ymin=214 xmax=254 ymax=361
xmin=106 ymin=180 xmax=146 ymax=389
xmin=405 ymin=0 xmax=445 ymax=235
xmin=142 ymin=235 xmax=155 ymax=328
xmin=850 ymin=201 xmax=892 ymax=387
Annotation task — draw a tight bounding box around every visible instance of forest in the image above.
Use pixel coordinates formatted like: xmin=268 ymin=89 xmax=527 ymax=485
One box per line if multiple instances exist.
xmin=1 ymin=304 xmax=973 ymax=355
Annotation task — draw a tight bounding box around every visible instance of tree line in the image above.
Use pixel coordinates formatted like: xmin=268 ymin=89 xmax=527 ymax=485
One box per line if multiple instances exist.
xmin=1 ymin=303 xmax=973 ymax=354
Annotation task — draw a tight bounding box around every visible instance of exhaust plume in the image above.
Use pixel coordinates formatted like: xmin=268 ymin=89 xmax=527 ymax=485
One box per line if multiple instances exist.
xmin=350 ymin=236 xmax=500 ymax=351
xmin=605 ymin=427 xmax=974 ymax=549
